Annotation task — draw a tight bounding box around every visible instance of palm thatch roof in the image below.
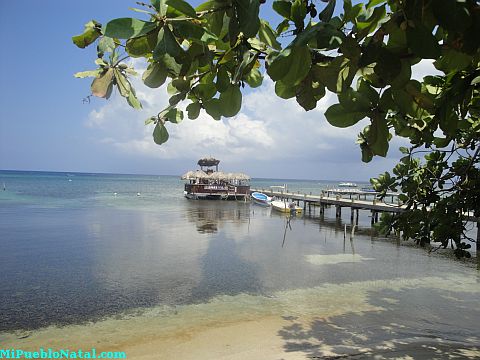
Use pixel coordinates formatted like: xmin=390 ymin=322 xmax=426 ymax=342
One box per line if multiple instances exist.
xmin=231 ymin=172 xmax=251 ymax=180
xmin=181 ymin=169 xmax=250 ymax=181
xmin=198 ymin=157 xmax=220 ymax=167
xmin=208 ymin=171 xmax=227 ymax=180
xmin=180 ymin=170 xmax=209 ymax=180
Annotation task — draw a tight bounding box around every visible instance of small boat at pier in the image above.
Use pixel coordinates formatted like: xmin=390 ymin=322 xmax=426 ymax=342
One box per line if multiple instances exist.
xmin=271 ymin=200 xmax=302 ymax=214
xmin=338 ymin=182 xmax=357 ymax=188
xmin=251 ymin=192 xmax=272 ymax=206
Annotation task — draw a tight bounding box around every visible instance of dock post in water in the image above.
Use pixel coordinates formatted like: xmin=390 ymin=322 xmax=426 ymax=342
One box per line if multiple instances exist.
xmin=477 ymin=220 xmax=480 ymax=252
xmin=336 ymin=205 xmax=342 ymax=218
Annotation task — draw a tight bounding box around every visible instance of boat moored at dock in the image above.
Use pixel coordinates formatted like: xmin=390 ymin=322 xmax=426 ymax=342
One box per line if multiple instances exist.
xmin=251 ymin=192 xmax=272 ymax=206
xmin=271 ymin=200 xmax=303 ymax=214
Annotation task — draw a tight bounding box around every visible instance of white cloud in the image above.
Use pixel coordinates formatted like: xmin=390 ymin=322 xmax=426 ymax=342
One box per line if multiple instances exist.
xmin=84 ymin=69 xmax=409 ymax=179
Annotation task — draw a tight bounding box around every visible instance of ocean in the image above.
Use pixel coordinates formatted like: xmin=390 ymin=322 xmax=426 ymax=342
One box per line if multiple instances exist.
xmin=0 ymin=170 xmax=479 ymax=357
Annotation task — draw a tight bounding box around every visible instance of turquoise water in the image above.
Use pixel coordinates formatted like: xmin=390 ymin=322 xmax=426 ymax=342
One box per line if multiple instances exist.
xmin=1 ymin=170 xmax=479 ymax=355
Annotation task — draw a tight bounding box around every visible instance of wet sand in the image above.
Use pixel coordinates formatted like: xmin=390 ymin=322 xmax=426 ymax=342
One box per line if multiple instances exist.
xmin=3 ymin=274 xmax=480 ymax=359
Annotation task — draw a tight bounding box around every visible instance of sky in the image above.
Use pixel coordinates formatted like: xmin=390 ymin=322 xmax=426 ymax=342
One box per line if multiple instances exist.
xmin=0 ymin=1 xmax=434 ymax=181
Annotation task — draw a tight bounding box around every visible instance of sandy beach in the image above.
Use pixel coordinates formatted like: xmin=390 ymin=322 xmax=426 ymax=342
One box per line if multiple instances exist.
xmin=3 ymin=274 xmax=480 ymax=359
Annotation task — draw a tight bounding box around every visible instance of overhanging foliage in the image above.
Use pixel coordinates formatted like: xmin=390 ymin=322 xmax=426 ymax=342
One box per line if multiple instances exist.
xmin=73 ymin=0 xmax=480 ymax=257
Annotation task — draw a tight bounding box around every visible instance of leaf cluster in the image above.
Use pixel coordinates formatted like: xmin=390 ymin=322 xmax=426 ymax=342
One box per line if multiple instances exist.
xmin=73 ymin=0 xmax=480 ymax=257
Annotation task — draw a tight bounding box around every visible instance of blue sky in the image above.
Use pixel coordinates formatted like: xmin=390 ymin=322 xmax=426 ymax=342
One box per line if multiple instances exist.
xmin=0 ymin=0 xmax=418 ymax=181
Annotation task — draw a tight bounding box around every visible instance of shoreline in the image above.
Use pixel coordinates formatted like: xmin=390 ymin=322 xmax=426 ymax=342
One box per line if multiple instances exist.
xmin=3 ymin=315 xmax=479 ymax=360
xmin=2 ymin=274 xmax=480 ymax=359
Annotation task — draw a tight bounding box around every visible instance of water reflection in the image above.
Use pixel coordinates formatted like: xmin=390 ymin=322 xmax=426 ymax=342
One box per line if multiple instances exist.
xmin=1 ymin=197 xmax=478 ymax=338
xmin=184 ymin=201 xmax=250 ymax=234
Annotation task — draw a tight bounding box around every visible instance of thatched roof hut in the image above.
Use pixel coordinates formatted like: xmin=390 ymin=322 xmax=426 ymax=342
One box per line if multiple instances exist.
xmin=180 ymin=170 xmax=209 ymax=180
xmin=208 ymin=171 xmax=228 ymax=180
xmin=198 ymin=157 xmax=220 ymax=171
xmin=231 ymin=172 xmax=251 ymax=181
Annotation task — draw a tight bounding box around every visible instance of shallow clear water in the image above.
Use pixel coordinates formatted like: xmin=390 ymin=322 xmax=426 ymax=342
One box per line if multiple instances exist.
xmin=1 ymin=170 xmax=479 ymax=356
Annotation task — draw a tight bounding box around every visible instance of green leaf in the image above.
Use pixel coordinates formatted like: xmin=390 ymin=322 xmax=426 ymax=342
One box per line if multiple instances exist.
xmin=165 ymin=0 xmax=197 ymax=17
xmin=343 ymin=1 xmax=363 ymax=23
xmin=432 ymin=0 xmax=471 ymax=32
xmin=296 ymin=78 xmax=326 ymax=111
xmin=186 ymin=102 xmax=201 ymax=119
xmin=276 ymin=19 xmax=290 ymax=35
xmin=244 ymin=68 xmax=263 ymax=88
xmin=203 ymin=99 xmax=223 ymax=120
xmin=194 ymin=83 xmax=217 ymax=100
xmin=72 ymin=20 xmax=101 ymax=49
xmin=433 ymin=137 xmax=450 ymax=148
xmin=319 ymin=0 xmax=336 ymax=22
xmin=291 ymin=0 xmax=307 ymax=27
xmin=145 ymin=116 xmax=156 ymax=125
xmin=97 ymin=37 xmax=116 ymax=54
xmin=169 ymin=92 xmax=186 ymax=106
xmin=103 ymin=18 xmax=157 ymax=39
xmin=325 ymin=103 xmax=366 ymax=128
xmin=361 ymin=144 xmax=374 ymax=163
xmin=165 ymin=108 xmax=184 ymax=123
xmin=233 ymin=51 xmax=257 ymax=84
xmin=392 ymin=88 xmax=417 ymax=116
xmin=233 ymin=0 xmax=260 ymax=38
xmin=275 ymin=80 xmax=297 ymax=99
xmin=374 ymin=48 xmax=401 ymax=84
xmin=74 ymin=69 xmax=102 ymax=78
xmin=142 ymin=62 xmax=168 ymax=88
xmin=313 ymin=56 xmax=356 ymax=93
xmin=357 ymin=79 xmax=379 ymax=104
xmin=154 ymin=27 xmax=182 ymax=59
xmin=219 ymin=85 xmax=242 ymax=117
xmin=273 ymin=0 xmax=292 ymax=19
xmin=127 ymin=89 xmax=142 ymax=109
xmin=216 ymin=67 xmax=230 ymax=93
xmin=434 ymin=49 xmax=472 ymax=73
xmin=390 ymin=60 xmax=411 ymax=89
xmin=340 ymin=36 xmax=361 ymax=61
xmin=175 ymin=21 xmax=218 ymax=44
xmin=268 ymin=46 xmax=311 ymax=86
xmin=113 ymin=69 xmax=131 ymax=97
xmin=338 ymin=88 xmax=371 ymax=113
xmin=315 ymin=24 xmax=344 ymax=50
xmin=126 ymin=32 xmax=157 ymax=57
xmin=406 ymin=22 xmax=440 ymax=59
xmin=91 ymin=68 xmax=114 ymax=98
xmin=367 ymin=0 xmax=386 ymax=8
xmin=399 ymin=146 xmax=409 ymax=155
xmin=356 ymin=5 xmax=386 ymax=39
xmin=368 ymin=116 xmax=389 ymax=157
xmin=159 ymin=53 xmax=182 ymax=77
xmin=153 ymin=122 xmax=169 ymax=145
xmin=172 ymin=77 xmax=191 ymax=92
xmin=259 ymin=20 xmax=281 ymax=50
xmin=471 ymin=76 xmax=480 ymax=86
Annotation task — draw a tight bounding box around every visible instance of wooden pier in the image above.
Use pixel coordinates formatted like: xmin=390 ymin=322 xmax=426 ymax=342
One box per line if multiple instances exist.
xmin=251 ymin=188 xmax=403 ymax=225
xmin=250 ymin=188 xmax=478 ymax=227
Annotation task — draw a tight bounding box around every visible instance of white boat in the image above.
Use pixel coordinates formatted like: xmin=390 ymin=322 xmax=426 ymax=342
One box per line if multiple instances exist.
xmin=271 ymin=200 xmax=302 ymax=214
xmin=251 ymin=192 xmax=271 ymax=206
xmin=338 ymin=182 xmax=357 ymax=187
